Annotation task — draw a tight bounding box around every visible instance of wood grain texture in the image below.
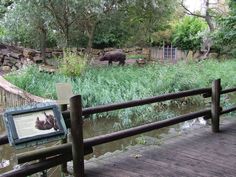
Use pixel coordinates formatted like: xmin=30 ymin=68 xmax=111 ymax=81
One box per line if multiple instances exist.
xmin=84 ymin=120 xmax=236 ymax=177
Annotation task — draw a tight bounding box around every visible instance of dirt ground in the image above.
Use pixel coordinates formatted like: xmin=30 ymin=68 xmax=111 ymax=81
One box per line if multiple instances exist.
xmin=90 ymin=58 xmax=138 ymax=66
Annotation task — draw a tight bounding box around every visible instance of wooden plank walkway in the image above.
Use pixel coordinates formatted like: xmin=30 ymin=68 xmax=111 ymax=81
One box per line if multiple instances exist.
xmin=83 ymin=119 xmax=236 ymax=177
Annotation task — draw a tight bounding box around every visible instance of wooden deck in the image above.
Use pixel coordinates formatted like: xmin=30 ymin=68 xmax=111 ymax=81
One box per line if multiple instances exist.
xmin=83 ymin=119 xmax=236 ymax=177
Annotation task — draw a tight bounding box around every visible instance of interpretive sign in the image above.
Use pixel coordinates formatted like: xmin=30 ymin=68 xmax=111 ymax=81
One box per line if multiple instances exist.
xmin=56 ymin=83 xmax=73 ymax=104
xmin=3 ymin=103 xmax=67 ymax=149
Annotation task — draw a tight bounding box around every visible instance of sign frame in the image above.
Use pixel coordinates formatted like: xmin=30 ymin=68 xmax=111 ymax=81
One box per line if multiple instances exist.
xmin=3 ymin=104 xmax=67 ymax=148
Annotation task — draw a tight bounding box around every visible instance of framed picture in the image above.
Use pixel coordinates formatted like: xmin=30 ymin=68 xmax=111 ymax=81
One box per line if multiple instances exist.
xmin=4 ymin=104 xmax=67 ymax=148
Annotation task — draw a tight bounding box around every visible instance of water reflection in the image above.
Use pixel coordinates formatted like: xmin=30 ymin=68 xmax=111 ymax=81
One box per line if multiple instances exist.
xmin=0 ymin=112 xmax=16 ymax=174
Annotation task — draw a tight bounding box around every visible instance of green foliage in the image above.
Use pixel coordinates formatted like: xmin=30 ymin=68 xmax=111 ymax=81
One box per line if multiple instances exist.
xmin=172 ymin=16 xmax=207 ymax=53
xmin=213 ymin=5 xmax=236 ymax=57
xmin=4 ymin=65 xmax=59 ymax=98
xmin=0 ymin=0 xmax=13 ymax=18
xmin=0 ymin=0 xmax=179 ymax=48
xmin=150 ymin=29 xmax=173 ymax=46
xmin=0 ymin=25 xmax=5 ymax=37
xmin=6 ymin=59 xmax=236 ymax=101
xmin=5 ymin=59 xmax=236 ymax=127
xmin=58 ymin=49 xmax=87 ymax=77
xmin=121 ymin=0 xmax=178 ymax=47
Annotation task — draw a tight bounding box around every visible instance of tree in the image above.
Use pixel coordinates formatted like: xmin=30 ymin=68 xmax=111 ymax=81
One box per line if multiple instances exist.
xmin=42 ymin=0 xmax=82 ymax=47
xmin=0 ymin=0 xmax=181 ymax=50
xmin=78 ymin=0 xmax=120 ymax=50
xmin=213 ymin=0 xmax=236 ymax=57
xmin=181 ymin=0 xmax=229 ymax=57
xmin=120 ymin=0 xmax=178 ymax=46
xmin=181 ymin=0 xmax=228 ymax=32
xmin=172 ymin=16 xmax=207 ymax=56
xmin=2 ymin=0 xmax=52 ymax=63
xmin=0 ymin=0 xmax=13 ymax=18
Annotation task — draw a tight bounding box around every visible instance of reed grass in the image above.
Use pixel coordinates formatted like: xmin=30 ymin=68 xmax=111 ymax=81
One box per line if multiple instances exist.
xmin=5 ymin=59 xmax=236 ymax=127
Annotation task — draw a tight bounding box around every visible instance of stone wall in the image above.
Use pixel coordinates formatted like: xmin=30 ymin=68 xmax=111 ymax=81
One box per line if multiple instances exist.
xmin=0 ymin=44 xmax=41 ymax=73
xmin=0 ymin=45 xmax=151 ymax=72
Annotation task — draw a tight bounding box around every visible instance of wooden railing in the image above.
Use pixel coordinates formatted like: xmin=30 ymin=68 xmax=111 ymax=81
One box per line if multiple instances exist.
xmin=1 ymin=79 xmax=236 ymax=177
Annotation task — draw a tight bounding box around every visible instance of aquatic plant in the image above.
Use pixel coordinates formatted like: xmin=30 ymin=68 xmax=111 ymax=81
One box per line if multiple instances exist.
xmin=5 ymin=59 xmax=236 ymax=126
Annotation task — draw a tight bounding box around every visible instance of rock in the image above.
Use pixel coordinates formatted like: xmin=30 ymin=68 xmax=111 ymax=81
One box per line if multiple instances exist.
xmin=33 ymin=56 xmax=43 ymax=63
xmin=1 ymin=66 xmax=11 ymax=72
xmin=45 ymin=52 xmax=52 ymax=58
xmin=0 ymin=43 xmax=7 ymax=50
xmin=23 ymin=48 xmax=36 ymax=59
xmin=3 ymin=56 xmax=19 ymax=66
xmin=11 ymin=66 xmax=18 ymax=71
xmin=15 ymin=62 xmax=22 ymax=69
xmin=52 ymin=51 xmax=62 ymax=58
xmin=9 ymin=52 xmax=23 ymax=59
xmin=1 ymin=49 xmax=9 ymax=56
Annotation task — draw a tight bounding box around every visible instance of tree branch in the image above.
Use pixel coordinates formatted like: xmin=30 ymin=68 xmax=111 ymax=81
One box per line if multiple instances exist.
xmin=180 ymin=0 xmax=206 ymax=18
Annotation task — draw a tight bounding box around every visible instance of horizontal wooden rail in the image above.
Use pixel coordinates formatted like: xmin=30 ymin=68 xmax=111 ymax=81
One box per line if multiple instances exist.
xmin=0 ymin=87 xmax=211 ymax=145
xmin=16 ymin=109 xmax=210 ymax=164
xmin=85 ymin=109 xmax=211 ymax=147
xmin=17 ymin=142 xmax=71 ymax=164
xmin=2 ymin=79 xmax=236 ymax=177
xmin=203 ymin=87 xmax=236 ymax=98
xmin=221 ymin=105 xmax=236 ymax=115
xmin=17 ymin=145 xmax=93 ymax=164
xmin=204 ymin=105 xmax=236 ymax=120
xmin=221 ymin=87 xmax=236 ymax=95
xmin=1 ymin=154 xmax=71 ymax=177
xmin=62 ymin=88 xmax=211 ymax=119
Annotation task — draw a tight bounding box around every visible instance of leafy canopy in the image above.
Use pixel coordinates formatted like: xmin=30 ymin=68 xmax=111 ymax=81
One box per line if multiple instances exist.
xmin=172 ymin=16 xmax=207 ymax=53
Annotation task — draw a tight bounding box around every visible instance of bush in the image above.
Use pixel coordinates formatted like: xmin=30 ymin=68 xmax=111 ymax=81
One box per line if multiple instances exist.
xmin=58 ymin=49 xmax=87 ymax=77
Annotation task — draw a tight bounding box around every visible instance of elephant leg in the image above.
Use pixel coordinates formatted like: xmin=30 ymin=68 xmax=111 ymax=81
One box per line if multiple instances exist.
xmin=108 ymin=60 xmax=112 ymax=65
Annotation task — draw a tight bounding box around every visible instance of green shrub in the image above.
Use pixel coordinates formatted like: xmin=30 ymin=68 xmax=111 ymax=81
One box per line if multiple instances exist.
xmin=58 ymin=49 xmax=87 ymax=77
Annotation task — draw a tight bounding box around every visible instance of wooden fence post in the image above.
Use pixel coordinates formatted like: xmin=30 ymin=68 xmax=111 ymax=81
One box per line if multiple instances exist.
xmin=60 ymin=104 xmax=68 ymax=175
xmin=70 ymin=95 xmax=84 ymax=177
xmin=211 ymin=79 xmax=221 ymax=132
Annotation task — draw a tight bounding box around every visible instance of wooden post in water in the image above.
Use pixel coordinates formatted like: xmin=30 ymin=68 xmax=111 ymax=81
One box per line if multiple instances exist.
xmin=60 ymin=104 xmax=68 ymax=174
xmin=211 ymin=79 xmax=221 ymax=132
xmin=56 ymin=82 xmax=73 ymax=175
xmin=70 ymin=95 xmax=84 ymax=177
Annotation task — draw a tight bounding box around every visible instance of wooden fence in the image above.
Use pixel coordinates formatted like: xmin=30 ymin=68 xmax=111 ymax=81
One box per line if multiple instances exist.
xmin=1 ymin=79 xmax=236 ymax=177
xmin=150 ymin=47 xmax=186 ymax=62
xmin=0 ymin=76 xmax=46 ymax=108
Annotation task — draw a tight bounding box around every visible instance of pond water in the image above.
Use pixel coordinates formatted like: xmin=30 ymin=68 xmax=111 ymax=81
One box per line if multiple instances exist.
xmin=0 ymin=96 xmax=235 ymax=176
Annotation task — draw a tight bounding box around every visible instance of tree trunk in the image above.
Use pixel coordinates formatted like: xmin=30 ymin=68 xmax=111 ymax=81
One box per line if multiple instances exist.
xmin=86 ymin=22 xmax=96 ymax=53
xmin=205 ymin=0 xmax=214 ymax=32
xmin=40 ymin=29 xmax=47 ymax=64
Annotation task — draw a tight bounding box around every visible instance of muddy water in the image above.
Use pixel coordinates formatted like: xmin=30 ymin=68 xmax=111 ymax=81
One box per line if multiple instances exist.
xmin=0 ymin=98 xmax=234 ymax=176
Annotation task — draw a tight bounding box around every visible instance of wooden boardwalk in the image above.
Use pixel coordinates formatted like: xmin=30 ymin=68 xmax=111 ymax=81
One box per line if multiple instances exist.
xmin=83 ymin=119 xmax=236 ymax=177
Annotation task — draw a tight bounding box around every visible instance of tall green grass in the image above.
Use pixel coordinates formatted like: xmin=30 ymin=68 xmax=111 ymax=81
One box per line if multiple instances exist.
xmin=4 ymin=59 xmax=236 ymax=127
